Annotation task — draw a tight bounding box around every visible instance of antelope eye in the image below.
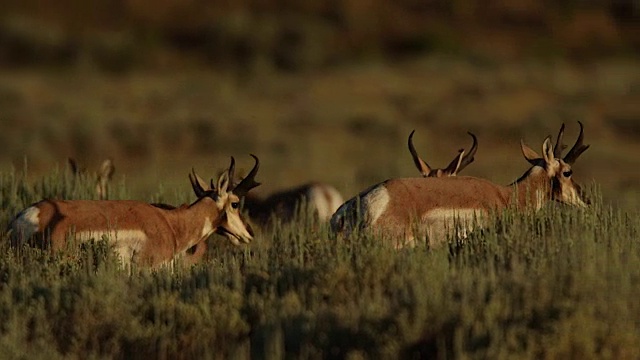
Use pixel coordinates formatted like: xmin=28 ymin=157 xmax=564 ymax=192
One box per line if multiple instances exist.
xmin=231 ymin=202 xmax=240 ymax=209
xmin=563 ymin=170 xmax=573 ymax=178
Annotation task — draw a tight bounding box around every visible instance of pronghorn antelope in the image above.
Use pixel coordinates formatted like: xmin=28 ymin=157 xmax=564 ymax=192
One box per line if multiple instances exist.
xmin=242 ymin=182 xmax=344 ymax=227
xmin=330 ymin=123 xmax=590 ymax=248
xmin=68 ymin=158 xmax=115 ymax=200
xmin=181 ymin=181 xmax=344 ymax=264
xmin=408 ymin=130 xmax=478 ymax=177
xmin=9 ymin=155 xmax=261 ymax=268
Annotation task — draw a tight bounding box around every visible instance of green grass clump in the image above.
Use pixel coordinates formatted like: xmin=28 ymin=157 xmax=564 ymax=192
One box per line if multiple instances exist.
xmin=0 ymin=170 xmax=638 ymax=358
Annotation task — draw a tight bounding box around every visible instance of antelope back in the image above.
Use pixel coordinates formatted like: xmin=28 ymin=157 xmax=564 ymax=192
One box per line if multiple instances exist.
xmin=244 ymin=182 xmax=344 ymax=226
xmin=330 ymin=177 xmax=509 ymax=247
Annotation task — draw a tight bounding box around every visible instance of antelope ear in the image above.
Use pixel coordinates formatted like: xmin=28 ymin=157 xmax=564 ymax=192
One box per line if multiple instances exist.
xmin=541 ymin=136 xmax=555 ymax=164
xmin=520 ymin=140 xmax=541 ymax=165
xmin=217 ymin=171 xmax=230 ymax=194
xmin=99 ymin=159 xmax=115 ymax=181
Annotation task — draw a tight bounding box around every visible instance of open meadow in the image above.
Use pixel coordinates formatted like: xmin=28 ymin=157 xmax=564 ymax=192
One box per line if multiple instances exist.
xmin=1 ymin=1 xmax=640 ymax=358
xmin=0 ymin=155 xmax=639 ymax=359
xmin=0 ymin=57 xmax=639 ymax=358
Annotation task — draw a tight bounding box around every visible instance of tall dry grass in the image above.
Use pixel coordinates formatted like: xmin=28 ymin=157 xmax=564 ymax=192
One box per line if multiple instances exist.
xmin=0 ymin=168 xmax=638 ymax=358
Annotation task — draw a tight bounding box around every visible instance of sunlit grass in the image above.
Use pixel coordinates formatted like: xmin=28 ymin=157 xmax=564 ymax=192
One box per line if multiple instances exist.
xmin=0 ymin=170 xmax=638 ymax=358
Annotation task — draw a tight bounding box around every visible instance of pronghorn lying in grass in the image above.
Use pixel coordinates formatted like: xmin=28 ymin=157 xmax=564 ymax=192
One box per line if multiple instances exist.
xmin=242 ymin=182 xmax=344 ymax=227
xmin=330 ymin=123 xmax=590 ymax=248
xmin=68 ymin=158 xmax=115 ymax=200
xmin=408 ymin=130 xmax=478 ymax=177
xmin=9 ymin=155 xmax=261 ymax=268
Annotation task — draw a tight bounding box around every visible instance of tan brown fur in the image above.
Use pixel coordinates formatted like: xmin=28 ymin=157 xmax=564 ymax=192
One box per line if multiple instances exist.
xmin=22 ymin=199 xmax=224 ymax=267
xmin=10 ymin=156 xmax=261 ymax=268
xmin=182 ymin=181 xmax=343 ymax=265
xmin=331 ymin=123 xmax=589 ymax=247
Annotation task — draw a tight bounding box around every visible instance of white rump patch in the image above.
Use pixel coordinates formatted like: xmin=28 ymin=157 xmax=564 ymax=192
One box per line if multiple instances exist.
xmin=307 ymin=186 xmax=344 ymax=221
xmin=74 ymin=229 xmax=147 ymax=267
xmin=308 ymin=187 xmax=330 ymax=221
xmin=325 ymin=187 xmax=345 ymax=220
xmin=10 ymin=206 xmax=40 ymax=240
xmin=362 ymin=186 xmax=390 ymax=226
xmin=330 ymin=185 xmax=389 ymax=237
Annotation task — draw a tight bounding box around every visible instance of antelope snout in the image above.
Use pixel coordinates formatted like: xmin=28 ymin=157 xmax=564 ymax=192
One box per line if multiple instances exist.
xmin=240 ymin=223 xmax=254 ymax=244
xmin=578 ymin=186 xmax=592 ymax=206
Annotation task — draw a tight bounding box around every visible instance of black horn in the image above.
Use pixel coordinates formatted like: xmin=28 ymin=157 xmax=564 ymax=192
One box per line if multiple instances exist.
xmin=232 ymin=154 xmax=261 ymax=196
xmin=563 ymin=121 xmax=590 ymax=164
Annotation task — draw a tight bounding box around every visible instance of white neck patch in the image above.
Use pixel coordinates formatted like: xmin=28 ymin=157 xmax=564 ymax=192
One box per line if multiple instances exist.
xmin=201 ymin=217 xmax=214 ymax=238
xmin=535 ymin=189 xmax=546 ymax=210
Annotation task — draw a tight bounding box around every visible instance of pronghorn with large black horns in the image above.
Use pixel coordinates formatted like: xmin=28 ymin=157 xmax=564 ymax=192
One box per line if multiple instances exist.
xmin=9 ymin=155 xmax=261 ymax=268
xmin=408 ymin=130 xmax=478 ymax=177
xmin=331 ymin=123 xmax=589 ymax=248
xmin=182 ymin=181 xmax=343 ymax=265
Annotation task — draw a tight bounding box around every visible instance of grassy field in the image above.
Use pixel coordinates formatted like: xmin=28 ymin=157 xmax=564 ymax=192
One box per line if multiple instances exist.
xmin=0 ymin=158 xmax=638 ymax=358
xmin=1 ymin=7 xmax=640 ymax=355
xmin=1 ymin=55 xmax=639 ymax=209
xmin=1 ymin=2 xmax=639 ymax=357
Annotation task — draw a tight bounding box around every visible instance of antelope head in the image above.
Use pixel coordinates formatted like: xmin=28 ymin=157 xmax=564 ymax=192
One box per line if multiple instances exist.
xmin=68 ymin=158 xmax=115 ymax=200
xmin=96 ymin=159 xmax=115 ymax=200
xmin=520 ymin=122 xmax=590 ymax=207
xmin=408 ymin=130 xmax=478 ymax=177
xmin=189 ymin=155 xmax=261 ymax=245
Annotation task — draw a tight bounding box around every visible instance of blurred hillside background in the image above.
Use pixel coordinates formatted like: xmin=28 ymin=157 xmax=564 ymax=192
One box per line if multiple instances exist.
xmin=0 ymin=0 xmax=638 ymax=208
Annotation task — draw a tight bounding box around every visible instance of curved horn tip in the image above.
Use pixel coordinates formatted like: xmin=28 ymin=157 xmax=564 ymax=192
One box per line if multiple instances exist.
xmin=408 ymin=130 xmax=417 ymax=146
xmin=248 ymin=154 xmax=260 ymax=169
xmin=577 ymin=121 xmax=586 ymax=136
xmin=466 ymin=132 xmax=478 ymax=147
